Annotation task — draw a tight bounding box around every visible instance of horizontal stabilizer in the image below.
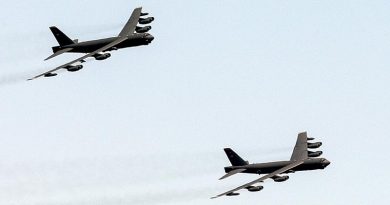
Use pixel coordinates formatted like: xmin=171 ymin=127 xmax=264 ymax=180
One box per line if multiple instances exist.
xmin=45 ymin=48 xmax=73 ymax=61
xmin=219 ymin=168 xmax=246 ymax=180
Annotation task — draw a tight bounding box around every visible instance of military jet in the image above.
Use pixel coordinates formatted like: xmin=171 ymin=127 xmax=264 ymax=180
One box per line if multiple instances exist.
xmin=211 ymin=132 xmax=330 ymax=199
xmin=28 ymin=7 xmax=154 ymax=80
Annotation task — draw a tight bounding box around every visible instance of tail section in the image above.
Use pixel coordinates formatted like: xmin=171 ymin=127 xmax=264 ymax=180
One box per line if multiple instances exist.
xmin=224 ymin=148 xmax=249 ymax=166
xmin=49 ymin=26 xmax=74 ymax=46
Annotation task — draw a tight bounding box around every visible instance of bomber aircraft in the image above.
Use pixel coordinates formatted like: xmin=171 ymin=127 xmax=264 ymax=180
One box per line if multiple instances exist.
xmin=28 ymin=7 xmax=154 ymax=80
xmin=211 ymin=132 xmax=330 ymax=199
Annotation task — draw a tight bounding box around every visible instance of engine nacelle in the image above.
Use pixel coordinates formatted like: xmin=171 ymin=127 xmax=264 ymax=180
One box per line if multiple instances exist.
xmin=94 ymin=53 xmax=111 ymax=60
xmin=273 ymin=175 xmax=289 ymax=182
xmin=308 ymin=142 xmax=322 ymax=149
xmin=139 ymin=17 xmax=154 ymax=24
xmin=140 ymin=12 xmax=149 ymax=16
xmin=44 ymin=72 xmax=57 ymax=77
xmin=226 ymin=192 xmax=240 ymax=196
xmin=136 ymin=26 xmax=152 ymax=33
xmin=66 ymin=65 xmax=83 ymax=72
xmin=246 ymin=186 xmax=264 ymax=192
xmin=307 ymin=137 xmax=315 ymax=141
xmin=308 ymin=151 xmax=323 ymax=157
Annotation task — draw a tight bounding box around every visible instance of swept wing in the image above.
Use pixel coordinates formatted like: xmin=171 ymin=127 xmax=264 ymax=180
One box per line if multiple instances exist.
xmin=118 ymin=7 xmax=142 ymax=37
xmin=211 ymin=160 xmax=304 ymax=199
xmin=290 ymin=132 xmax=309 ymax=161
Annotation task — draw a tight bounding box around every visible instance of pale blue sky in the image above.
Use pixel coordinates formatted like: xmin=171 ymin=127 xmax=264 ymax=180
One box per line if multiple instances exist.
xmin=1 ymin=1 xmax=390 ymax=204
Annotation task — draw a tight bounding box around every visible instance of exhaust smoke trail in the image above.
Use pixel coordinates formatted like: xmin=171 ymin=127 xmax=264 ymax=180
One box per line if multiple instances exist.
xmin=0 ymin=70 xmax=40 ymax=86
xmin=0 ymin=58 xmax=97 ymax=87
xmin=0 ymin=23 xmax=123 ymax=86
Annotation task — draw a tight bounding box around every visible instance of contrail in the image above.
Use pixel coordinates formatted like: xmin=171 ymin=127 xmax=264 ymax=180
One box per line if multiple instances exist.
xmin=33 ymin=185 xmax=219 ymax=205
xmin=0 ymin=65 xmax=53 ymax=86
xmin=112 ymin=187 xmax=217 ymax=205
xmin=1 ymin=147 xmax=290 ymax=205
xmin=0 ymin=58 xmax=97 ymax=86
xmin=0 ymin=71 xmax=36 ymax=86
xmin=0 ymin=23 xmax=124 ymax=87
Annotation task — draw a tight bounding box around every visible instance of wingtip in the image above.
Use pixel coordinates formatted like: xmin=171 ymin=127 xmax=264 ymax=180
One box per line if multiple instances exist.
xmin=44 ymin=55 xmax=53 ymax=61
xmin=218 ymin=173 xmax=230 ymax=180
xmin=27 ymin=76 xmax=38 ymax=81
xmin=44 ymin=55 xmax=51 ymax=61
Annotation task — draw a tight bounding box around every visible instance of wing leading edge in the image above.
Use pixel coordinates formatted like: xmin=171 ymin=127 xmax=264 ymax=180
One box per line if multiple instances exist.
xmin=211 ymin=160 xmax=304 ymax=199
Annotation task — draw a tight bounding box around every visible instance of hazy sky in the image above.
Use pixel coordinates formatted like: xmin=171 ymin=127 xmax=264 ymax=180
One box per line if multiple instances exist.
xmin=1 ymin=1 xmax=390 ymax=204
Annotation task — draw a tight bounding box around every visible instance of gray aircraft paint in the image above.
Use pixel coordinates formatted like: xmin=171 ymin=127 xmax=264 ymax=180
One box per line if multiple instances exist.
xmin=213 ymin=132 xmax=330 ymax=198
xmin=29 ymin=7 xmax=154 ymax=80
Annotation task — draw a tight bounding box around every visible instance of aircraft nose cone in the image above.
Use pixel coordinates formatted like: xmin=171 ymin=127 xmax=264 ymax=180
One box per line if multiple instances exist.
xmin=323 ymin=159 xmax=331 ymax=167
xmin=146 ymin=34 xmax=154 ymax=41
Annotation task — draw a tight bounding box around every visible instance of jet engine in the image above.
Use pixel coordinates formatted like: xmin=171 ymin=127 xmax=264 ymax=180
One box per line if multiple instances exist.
xmin=307 ymin=137 xmax=315 ymax=141
xmin=140 ymin=12 xmax=149 ymax=16
xmin=139 ymin=17 xmax=154 ymax=24
xmin=66 ymin=65 xmax=83 ymax=72
xmin=94 ymin=53 xmax=111 ymax=60
xmin=136 ymin=26 xmax=152 ymax=33
xmin=272 ymin=175 xmax=289 ymax=182
xmin=226 ymin=192 xmax=240 ymax=196
xmin=308 ymin=150 xmax=323 ymax=157
xmin=308 ymin=142 xmax=322 ymax=149
xmin=44 ymin=72 xmax=57 ymax=77
xmin=246 ymin=186 xmax=264 ymax=192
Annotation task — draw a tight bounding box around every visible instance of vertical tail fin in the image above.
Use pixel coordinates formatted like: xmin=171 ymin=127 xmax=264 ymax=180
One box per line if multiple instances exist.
xmin=49 ymin=26 xmax=74 ymax=46
xmin=224 ymin=148 xmax=249 ymax=166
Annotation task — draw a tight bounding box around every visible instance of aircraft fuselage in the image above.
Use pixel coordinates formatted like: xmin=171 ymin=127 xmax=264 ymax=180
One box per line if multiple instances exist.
xmin=52 ymin=33 xmax=154 ymax=54
xmin=224 ymin=158 xmax=330 ymax=175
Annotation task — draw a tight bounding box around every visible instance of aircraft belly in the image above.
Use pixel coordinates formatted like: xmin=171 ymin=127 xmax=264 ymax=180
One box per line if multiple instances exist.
xmin=68 ymin=38 xmax=117 ymax=53
xmin=245 ymin=167 xmax=280 ymax=174
xmin=66 ymin=44 xmax=103 ymax=53
xmin=293 ymin=163 xmax=323 ymax=171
